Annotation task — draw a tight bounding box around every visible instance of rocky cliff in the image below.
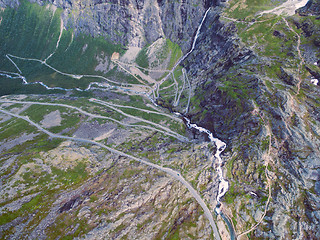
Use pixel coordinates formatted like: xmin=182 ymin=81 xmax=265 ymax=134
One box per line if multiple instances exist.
xmin=0 ymin=0 xmax=218 ymax=51
xmin=298 ymin=0 xmax=320 ymax=16
xmin=0 ymin=0 xmax=320 ymax=239
xmin=182 ymin=3 xmax=320 ymax=239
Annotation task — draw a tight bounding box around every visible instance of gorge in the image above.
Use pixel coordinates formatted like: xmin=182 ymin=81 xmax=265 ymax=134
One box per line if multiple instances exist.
xmin=0 ymin=0 xmax=320 ymax=239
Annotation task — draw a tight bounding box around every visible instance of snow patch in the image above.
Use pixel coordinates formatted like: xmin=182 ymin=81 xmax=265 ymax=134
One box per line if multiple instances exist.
xmin=311 ymin=79 xmax=318 ymax=85
xmin=250 ymin=191 xmax=258 ymax=197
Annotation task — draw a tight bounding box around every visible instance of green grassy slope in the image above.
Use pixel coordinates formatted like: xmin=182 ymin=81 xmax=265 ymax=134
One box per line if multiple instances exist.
xmin=0 ymin=0 xmax=125 ymax=94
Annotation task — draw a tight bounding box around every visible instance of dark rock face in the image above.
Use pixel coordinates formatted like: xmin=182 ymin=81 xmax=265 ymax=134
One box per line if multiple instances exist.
xmin=180 ymin=9 xmax=253 ymax=139
xmin=298 ymin=0 xmax=320 ymax=16
xmin=1 ymin=0 xmax=319 ymax=239
xmin=315 ymin=181 xmax=320 ymax=195
xmin=306 ymin=66 xmax=320 ymax=79
xmin=157 ymin=0 xmax=219 ymax=52
xmin=184 ymin=11 xmax=252 ymax=80
xmin=0 ymin=0 xmax=19 ymax=8
xmin=278 ymin=66 xmax=296 ymax=85
xmin=59 ymin=196 xmax=83 ymax=213
xmin=273 ymin=30 xmax=286 ymax=38
xmin=176 ymin=5 xmax=320 ymax=239
xmin=0 ymin=0 xmax=217 ymax=50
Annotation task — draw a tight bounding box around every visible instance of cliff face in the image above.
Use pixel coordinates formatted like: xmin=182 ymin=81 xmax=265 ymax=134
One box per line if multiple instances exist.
xmin=183 ymin=5 xmax=320 ymax=239
xmin=298 ymin=0 xmax=320 ymax=16
xmin=1 ymin=0 xmax=320 ymax=239
xmin=179 ymin=8 xmax=254 ymax=140
xmin=0 ymin=0 xmax=217 ymax=51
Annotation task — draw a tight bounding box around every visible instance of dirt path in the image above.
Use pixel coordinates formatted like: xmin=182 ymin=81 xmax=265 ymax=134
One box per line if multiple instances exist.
xmin=0 ymin=99 xmax=184 ymax=141
xmin=174 ymin=70 xmax=186 ymax=107
xmin=183 ymin=68 xmax=192 ymax=114
xmin=0 ymin=107 xmax=221 ymax=240
xmin=155 ymin=8 xmax=211 ymax=94
xmin=6 ymin=54 xmax=153 ymax=95
xmin=238 ymin=17 xmax=306 ymax=237
xmin=282 ymin=17 xmax=305 ymax=94
xmin=237 ymin=106 xmax=273 ymax=238
xmin=90 ymin=99 xmax=189 ymax=142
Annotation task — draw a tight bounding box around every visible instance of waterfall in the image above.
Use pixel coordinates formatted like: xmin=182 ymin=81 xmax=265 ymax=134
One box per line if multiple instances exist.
xmin=183 ymin=117 xmax=229 ymax=209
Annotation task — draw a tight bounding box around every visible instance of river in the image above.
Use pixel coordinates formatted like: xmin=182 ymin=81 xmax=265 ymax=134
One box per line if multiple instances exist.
xmin=1 ymin=5 xmax=236 ymax=239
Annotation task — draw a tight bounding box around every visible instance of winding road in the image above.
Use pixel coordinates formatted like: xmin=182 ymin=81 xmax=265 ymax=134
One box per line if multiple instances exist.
xmin=183 ymin=68 xmax=192 ymax=114
xmin=89 ymin=99 xmax=182 ymax=122
xmin=0 ymin=99 xmax=185 ymax=142
xmin=0 ymin=107 xmax=221 ymax=240
xmin=153 ymin=8 xmax=211 ymax=98
xmin=90 ymin=98 xmax=188 ymax=142
xmin=282 ymin=17 xmax=305 ymax=94
xmin=0 ymin=6 xmax=230 ymax=239
xmin=5 ymin=54 xmax=153 ymax=94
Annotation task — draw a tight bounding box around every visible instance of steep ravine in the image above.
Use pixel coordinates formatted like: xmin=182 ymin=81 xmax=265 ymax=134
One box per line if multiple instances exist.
xmin=0 ymin=0 xmax=218 ymax=51
xmin=0 ymin=0 xmax=320 ymax=239
xmin=0 ymin=2 xmax=230 ymax=239
xmin=181 ymin=4 xmax=320 ymax=239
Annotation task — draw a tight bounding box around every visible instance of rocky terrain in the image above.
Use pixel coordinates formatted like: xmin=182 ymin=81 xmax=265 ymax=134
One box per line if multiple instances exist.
xmin=0 ymin=0 xmax=216 ymax=51
xmin=0 ymin=0 xmax=320 ymax=239
xmin=184 ymin=3 xmax=320 ymax=239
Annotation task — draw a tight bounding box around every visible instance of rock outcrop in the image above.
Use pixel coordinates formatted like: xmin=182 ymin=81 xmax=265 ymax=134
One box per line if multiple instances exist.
xmin=0 ymin=0 xmax=219 ymax=51
xmin=298 ymin=0 xmax=320 ymax=16
xmin=180 ymin=4 xmax=320 ymax=239
xmin=1 ymin=0 xmax=320 ymax=239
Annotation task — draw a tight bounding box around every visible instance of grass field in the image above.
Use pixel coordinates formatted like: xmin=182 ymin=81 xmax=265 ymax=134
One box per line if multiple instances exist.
xmin=224 ymin=0 xmax=286 ymax=19
xmin=0 ymin=0 xmax=126 ymax=94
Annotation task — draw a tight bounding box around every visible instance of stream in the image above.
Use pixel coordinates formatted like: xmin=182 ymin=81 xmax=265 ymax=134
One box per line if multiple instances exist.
xmin=170 ymin=7 xmax=236 ymax=239
xmin=175 ymin=113 xmax=236 ymax=240
xmin=1 ymin=5 xmax=237 ymax=239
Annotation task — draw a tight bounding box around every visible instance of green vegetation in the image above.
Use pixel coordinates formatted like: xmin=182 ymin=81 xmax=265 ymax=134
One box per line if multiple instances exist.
xmin=20 ymin=104 xmax=83 ymax=135
xmin=224 ymin=182 xmax=238 ymax=204
xmin=173 ymin=66 xmax=183 ymax=80
xmin=121 ymin=107 xmax=164 ymax=123
xmin=46 ymin=213 xmax=93 ymax=239
xmin=103 ymin=66 xmax=141 ymax=85
xmin=218 ymin=78 xmax=250 ymax=104
xmin=155 ymin=203 xmax=203 ymax=240
xmin=21 ymin=105 xmax=63 ymax=122
xmin=0 ymin=0 xmax=125 ymax=95
xmin=90 ymin=195 xmax=99 ymax=202
xmin=49 ymin=112 xmax=82 ymax=135
xmin=50 ymin=31 xmax=124 ymax=76
xmin=0 ymin=118 xmax=37 ymax=142
xmin=225 ymin=0 xmax=284 ymax=19
xmin=166 ymin=39 xmax=182 ymax=69
xmin=120 ymin=168 xmax=143 ymax=180
xmin=237 ymin=17 xmax=297 ymax=60
xmin=22 ymin=167 xmax=51 ymax=187
xmin=0 ymin=0 xmax=62 ymax=67
xmin=226 ymin=155 xmax=237 ymax=178
xmin=51 ymin=162 xmax=88 ymax=185
xmin=0 ymin=192 xmax=45 ymax=225
xmin=150 ymin=38 xmax=182 ymax=71
xmin=0 ymin=76 xmax=58 ymax=96
xmin=136 ymin=47 xmax=149 ymax=72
